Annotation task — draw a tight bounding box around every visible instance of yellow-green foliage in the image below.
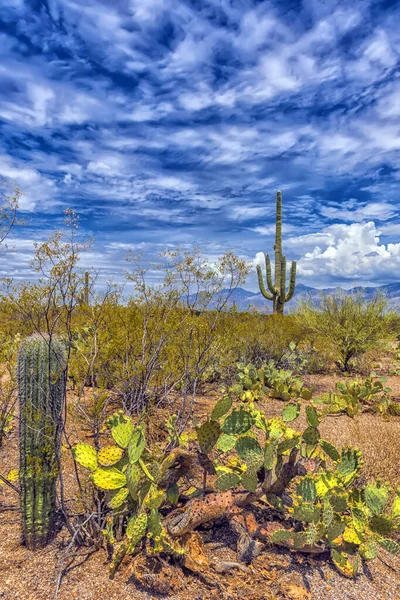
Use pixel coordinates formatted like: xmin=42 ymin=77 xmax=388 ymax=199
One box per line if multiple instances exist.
xmin=295 ymin=293 xmax=395 ymax=372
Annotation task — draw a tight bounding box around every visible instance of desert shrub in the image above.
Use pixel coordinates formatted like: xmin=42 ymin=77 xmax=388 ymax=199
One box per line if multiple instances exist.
xmin=295 ymin=292 xmax=394 ymax=372
xmin=227 ymin=313 xmax=303 ymax=367
xmin=68 ymin=248 xmax=250 ymax=422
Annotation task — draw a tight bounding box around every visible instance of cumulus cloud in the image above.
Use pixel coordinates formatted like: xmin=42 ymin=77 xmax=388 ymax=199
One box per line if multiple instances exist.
xmin=295 ymin=222 xmax=400 ymax=283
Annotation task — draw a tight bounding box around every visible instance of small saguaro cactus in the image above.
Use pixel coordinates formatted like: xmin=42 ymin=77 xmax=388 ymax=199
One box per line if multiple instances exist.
xmin=18 ymin=334 xmax=67 ymax=549
xmin=256 ymin=190 xmax=296 ymax=314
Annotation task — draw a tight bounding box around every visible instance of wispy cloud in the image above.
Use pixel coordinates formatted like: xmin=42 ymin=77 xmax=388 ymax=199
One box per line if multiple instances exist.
xmin=1 ymin=0 xmax=400 ymax=287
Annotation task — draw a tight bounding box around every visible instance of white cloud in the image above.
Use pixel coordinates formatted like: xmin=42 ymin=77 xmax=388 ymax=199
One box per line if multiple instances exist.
xmin=294 ymin=221 xmax=400 ymax=281
xmin=320 ymin=201 xmax=398 ymax=222
xmin=0 ymin=154 xmax=57 ymax=211
xmin=251 ymin=223 xmax=295 ymax=236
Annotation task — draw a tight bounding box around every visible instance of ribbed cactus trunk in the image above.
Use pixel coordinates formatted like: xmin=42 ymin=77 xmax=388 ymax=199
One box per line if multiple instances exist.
xmin=18 ymin=334 xmax=66 ymax=549
xmin=256 ymin=190 xmax=296 ymax=314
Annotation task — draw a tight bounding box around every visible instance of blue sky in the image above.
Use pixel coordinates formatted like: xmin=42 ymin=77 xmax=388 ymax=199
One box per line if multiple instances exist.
xmin=1 ymin=0 xmax=400 ymax=289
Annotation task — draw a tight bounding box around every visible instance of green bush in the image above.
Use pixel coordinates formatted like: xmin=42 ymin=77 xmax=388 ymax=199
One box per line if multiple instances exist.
xmin=296 ymin=293 xmax=394 ymax=372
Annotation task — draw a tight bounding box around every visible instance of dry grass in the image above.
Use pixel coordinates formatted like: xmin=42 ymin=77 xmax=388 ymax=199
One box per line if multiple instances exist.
xmin=319 ymin=414 xmax=400 ymax=486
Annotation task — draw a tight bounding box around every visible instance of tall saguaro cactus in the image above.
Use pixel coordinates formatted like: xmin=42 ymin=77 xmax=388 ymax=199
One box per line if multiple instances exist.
xmin=18 ymin=334 xmax=67 ymax=549
xmin=256 ymin=190 xmax=296 ymax=314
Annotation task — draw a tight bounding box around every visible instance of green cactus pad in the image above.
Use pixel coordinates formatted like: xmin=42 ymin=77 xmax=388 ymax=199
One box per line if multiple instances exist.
xmin=364 ymin=482 xmax=388 ymax=515
xmin=392 ymin=494 xmax=400 ymax=519
xmin=282 ymin=403 xmax=300 ymax=423
xmin=143 ymin=484 xmax=164 ymax=510
xmin=369 ymin=515 xmax=393 ymax=536
xmin=267 ymin=418 xmax=285 ymax=441
xmin=92 ymin=467 xmax=127 ymax=490
xmin=216 ymin=433 xmax=237 ymax=453
xmin=300 ymin=388 xmax=313 ymax=401
xmin=264 ymin=440 xmax=278 ymax=470
xmin=305 ymin=522 xmax=323 ymax=546
xmin=359 ymin=537 xmax=379 ymax=560
xmin=215 ymin=471 xmax=241 ymax=491
xmin=315 ymin=472 xmax=339 ymax=497
xmin=126 ymin=512 xmax=148 ymax=543
xmin=319 ymin=440 xmax=340 ymax=462
xmin=296 ymin=476 xmax=317 ymax=502
xmin=277 ymin=433 xmax=301 ymax=453
xmin=322 ymin=498 xmax=334 ymax=527
xmin=128 ymin=428 xmax=146 ymax=463
xmin=72 ymin=443 xmax=98 ymax=471
xmin=161 ymin=535 xmax=185 ymax=556
xmin=326 ymin=519 xmax=345 ymax=543
xmin=235 ymin=436 xmax=263 ymax=464
xmin=241 ymin=468 xmax=258 ymax=492
xmin=293 ymin=502 xmax=320 ymax=523
xmin=305 ymin=406 xmax=320 ymax=428
xmin=329 ymin=491 xmax=347 ymax=513
xmin=166 ymin=483 xmax=179 ymax=505
xmin=222 ymin=409 xmax=252 ymax=436
xmin=148 ymin=508 xmax=162 ymax=539
xmin=196 ymin=420 xmax=221 ymax=454
xmin=211 ymin=396 xmax=233 ymax=421
xmin=98 ymin=445 xmax=124 ymax=467
xmin=380 ymin=538 xmax=400 ymax=555
xmin=351 ymin=507 xmax=366 ymax=532
xmin=270 ymin=529 xmax=293 ymax=543
xmin=336 ymin=447 xmax=362 ymax=480
xmin=108 ymin=487 xmax=129 ymax=509
xmin=343 ymin=526 xmax=362 ymax=545
xmin=292 ymin=532 xmax=309 ymax=549
xmin=242 ymin=376 xmax=253 ymax=390
xmin=302 ymin=427 xmax=320 ymax=445
xmin=331 ymin=549 xmax=357 ymax=578
xmin=111 ymin=418 xmax=135 ymax=449
xmin=388 ymin=402 xmax=400 ymax=416
xmin=126 ymin=463 xmax=141 ymax=499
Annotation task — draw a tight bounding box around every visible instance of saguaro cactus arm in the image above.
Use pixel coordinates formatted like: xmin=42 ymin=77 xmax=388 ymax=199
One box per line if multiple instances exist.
xmin=285 ymin=261 xmax=297 ymax=302
xmin=265 ymin=253 xmax=275 ymax=294
xmin=256 ymin=257 xmax=274 ymax=300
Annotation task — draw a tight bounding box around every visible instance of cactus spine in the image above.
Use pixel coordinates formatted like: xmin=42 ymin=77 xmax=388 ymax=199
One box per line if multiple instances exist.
xmin=18 ymin=334 xmax=66 ymax=549
xmin=256 ymin=190 xmax=296 ymax=314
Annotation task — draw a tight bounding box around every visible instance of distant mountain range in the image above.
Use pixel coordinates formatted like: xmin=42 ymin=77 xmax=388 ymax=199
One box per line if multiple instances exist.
xmin=188 ymin=283 xmax=400 ymax=312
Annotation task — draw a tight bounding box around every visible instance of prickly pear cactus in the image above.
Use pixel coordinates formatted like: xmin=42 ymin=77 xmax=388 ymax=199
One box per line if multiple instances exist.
xmin=72 ymin=443 xmax=98 ymax=471
xmin=222 ymin=409 xmax=252 ymax=435
xmin=215 ymin=471 xmax=241 ymax=491
xmin=196 ymin=420 xmax=221 ymax=453
xmin=92 ymin=467 xmax=127 ymax=490
xmin=111 ymin=417 xmax=135 ymax=449
xmin=73 ymin=395 xmax=400 ymax=580
xmin=98 ymin=445 xmax=124 ymax=466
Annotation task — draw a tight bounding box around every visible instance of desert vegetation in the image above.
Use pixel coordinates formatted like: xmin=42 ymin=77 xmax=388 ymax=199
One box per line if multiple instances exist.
xmin=0 ymin=189 xmax=400 ymax=600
